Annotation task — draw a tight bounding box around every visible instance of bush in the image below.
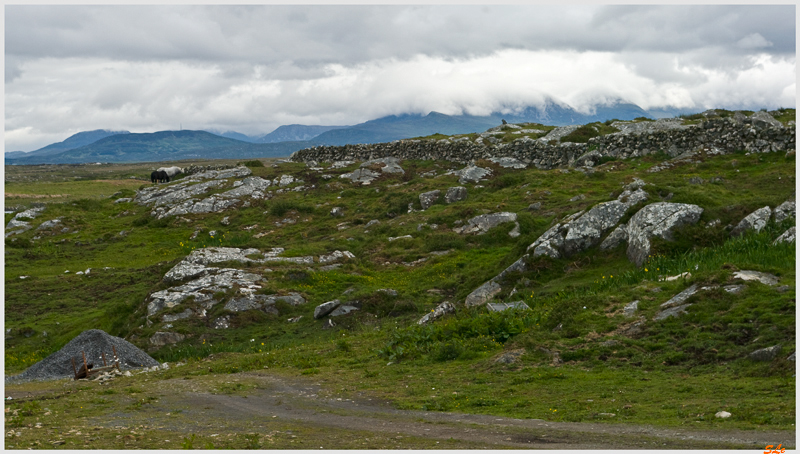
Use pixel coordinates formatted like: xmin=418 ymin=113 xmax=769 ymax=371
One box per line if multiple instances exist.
xmin=240 ymin=160 xmax=265 ymax=168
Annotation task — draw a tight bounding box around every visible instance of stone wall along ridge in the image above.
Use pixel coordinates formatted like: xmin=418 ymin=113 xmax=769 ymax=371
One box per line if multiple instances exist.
xmin=290 ymin=116 xmax=795 ymax=169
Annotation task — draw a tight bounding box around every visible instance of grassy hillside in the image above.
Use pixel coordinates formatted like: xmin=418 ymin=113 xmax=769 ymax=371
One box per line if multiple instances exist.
xmin=4 ymin=134 xmax=795 ymax=436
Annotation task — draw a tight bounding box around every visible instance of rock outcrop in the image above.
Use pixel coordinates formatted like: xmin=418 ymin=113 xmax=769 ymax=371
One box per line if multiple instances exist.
xmin=419 ymin=190 xmax=441 ymax=210
xmin=528 ymin=188 xmax=648 ymax=259
xmin=454 ymin=212 xmax=517 ymax=235
xmin=730 ymin=206 xmax=772 ymax=237
xmin=626 ymin=203 xmax=703 ymax=267
xmin=774 ymin=227 xmax=796 ymax=244
xmin=445 ymin=186 xmax=468 ymax=204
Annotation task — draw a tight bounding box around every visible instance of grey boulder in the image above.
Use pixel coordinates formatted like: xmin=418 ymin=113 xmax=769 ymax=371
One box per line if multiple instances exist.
xmin=361 ymin=157 xmax=404 ymax=174
xmin=453 ymin=212 xmax=517 ymax=235
xmin=529 ymin=188 xmax=648 ymax=259
xmin=749 ymin=345 xmax=781 ymax=362
xmin=488 ymin=156 xmax=527 ymax=169
xmin=464 ymin=281 xmax=501 ymax=307
xmin=600 ymin=225 xmax=628 ymax=250
xmin=340 ymin=168 xmax=380 ymax=185
xmin=730 ymin=206 xmax=772 ymax=237
xmin=749 ymin=111 xmax=783 ymax=129
xmin=314 ymin=300 xmax=341 ymax=319
xmin=626 ymin=202 xmax=703 ymax=267
xmin=417 ymin=301 xmax=456 ymax=325
xmin=445 ymin=186 xmax=468 ymax=204
xmin=419 ymin=190 xmax=442 ymax=210
xmin=774 ymin=227 xmax=796 ymax=245
xmin=773 ymin=200 xmax=795 ymax=223
xmin=453 ymin=165 xmax=491 ymax=184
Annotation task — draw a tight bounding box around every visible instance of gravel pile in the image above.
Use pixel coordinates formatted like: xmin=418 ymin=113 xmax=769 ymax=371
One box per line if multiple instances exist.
xmin=6 ymin=329 xmax=160 ymax=383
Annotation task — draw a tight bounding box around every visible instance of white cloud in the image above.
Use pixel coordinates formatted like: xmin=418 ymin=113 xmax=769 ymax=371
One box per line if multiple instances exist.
xmin=4 ymin=5 xmax=796 ymax=151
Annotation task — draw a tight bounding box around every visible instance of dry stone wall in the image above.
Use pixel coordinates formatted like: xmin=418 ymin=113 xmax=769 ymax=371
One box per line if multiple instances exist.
xmin=290 ymin=117 xmax=795 ymax=169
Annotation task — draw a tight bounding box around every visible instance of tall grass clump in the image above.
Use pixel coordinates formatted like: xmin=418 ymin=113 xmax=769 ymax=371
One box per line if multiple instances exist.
xmin=377 ymin=308 xmax=540 ymax=362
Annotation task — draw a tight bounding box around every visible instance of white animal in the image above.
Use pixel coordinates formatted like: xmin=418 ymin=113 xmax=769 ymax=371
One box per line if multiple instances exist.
xmin=157 ymin=166 xmax=184 ymax=177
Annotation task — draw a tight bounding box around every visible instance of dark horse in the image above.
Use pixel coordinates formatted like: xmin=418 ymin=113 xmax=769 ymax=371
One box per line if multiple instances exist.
xmin=150 ymin=170 xmax=170 ymax=183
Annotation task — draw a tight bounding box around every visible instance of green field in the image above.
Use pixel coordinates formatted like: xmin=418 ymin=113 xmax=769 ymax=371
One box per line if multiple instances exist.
xmin=4 ymin=139 xmax=795 ymax=443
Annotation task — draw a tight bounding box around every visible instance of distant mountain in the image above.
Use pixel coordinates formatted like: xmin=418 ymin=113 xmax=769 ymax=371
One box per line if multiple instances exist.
xmin=4 ymin=150 xmax=29 ymax=159
xmin=257 ymin=124 xmax=348 ymax=143
xmin=18 ymin=129 xmax=131 ymax=157
xmin=307 ymin=100 xmax=654 ymax=146
xmin=6 ymin=100 xmax=670 ymax=164
xmin=206 ymin=130 xmax=260 ymax=143
xmin=5 ymin=130 xmax=309 ymax=165
xmin=308 ymin=112 xmax=499 ymax=146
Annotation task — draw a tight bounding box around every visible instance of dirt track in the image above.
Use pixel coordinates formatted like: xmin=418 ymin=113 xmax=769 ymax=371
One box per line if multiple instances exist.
xmin=22 ymin=370 xmax=783 ymax=450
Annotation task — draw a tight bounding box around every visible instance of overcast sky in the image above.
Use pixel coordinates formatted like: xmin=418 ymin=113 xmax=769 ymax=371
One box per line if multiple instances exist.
xmin=5 ymin=5 xmax=796 ymax=152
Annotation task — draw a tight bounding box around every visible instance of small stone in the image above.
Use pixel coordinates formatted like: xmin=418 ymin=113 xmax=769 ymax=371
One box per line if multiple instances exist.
xmin=623 ymin=301 xmax=638 ymax=317
xmin=715 ymin=411 xmax=731 ymax=419
xmin=749 ymin=344 xmax=781 ymax=362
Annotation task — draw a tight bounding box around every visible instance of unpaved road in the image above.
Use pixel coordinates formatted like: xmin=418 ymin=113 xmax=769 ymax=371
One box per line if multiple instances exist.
xmin=12 ymin=370 xmax=784 ymax=450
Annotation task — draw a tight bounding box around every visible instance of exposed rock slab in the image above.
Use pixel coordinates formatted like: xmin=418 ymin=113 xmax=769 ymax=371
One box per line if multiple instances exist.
xmin=653 ymin=284 xmax=699 ymax=321
xmin=148 ymin=268 xmax=264 ymax=316
xmin=529 ymin=188 xmax=648 ymax=259
xmin=219 ymin=176 xmax=271 ymax=199
xmin=774 ymin=227 xmax=796 ymax=244
xmin=488 ymin=156 xmax=527 ymax=169
xmin=732 ymin=270 xmax=779 ymax=286
xmin=600 ymin=225 xmax=628 ymax=250
xmin=329 ymin=305 xmax=359 ymax=317
xmin=445 ymin=186 xmax=468 ymax=203
xmin=5 ymin=206 xmax=45 ymax=237
xmin=773 ymin=200 xmax=795 ymax=223
xmin=419 ymin=190 xmax=441 ymax=210
xmin=464 ymin=281 xmax=501 ymax=307
xmin=487 ymin=301 xmax=530 ymax=312
xmin=451 ymin=165 xmax=492 ymax=184
xmin=340 ymin=168 xmax=380 ymax=185
xmin=314 ymin=300 xmax=341 ymax=319
xmin=454 ymin=212 xmax=517 ymax=235
xmin=318 ymin=250 xmax=356 ymax=264
xmin=417 ymin=301 xmax=455 ymax=325
xmin=361 ymin=157 xmax=404 ymax=174
xmin=623 ymin=300 xmax=639 ymax=317
xmin=749 ymin=344 xmax=782 ymax=361
xmin=626 ymin=202 xmax=703 ymax=266
xmin=730 ymin=206 xmax=772 ymax=237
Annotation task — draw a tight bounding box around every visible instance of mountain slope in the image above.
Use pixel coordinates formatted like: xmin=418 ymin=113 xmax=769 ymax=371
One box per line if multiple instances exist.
xmin=5 ymin=130 xmax=309 ymax=165
xmin=8 ymin=129 xmax=131 ymax=158
xmin=257 ymin=124 xmax=348 ymax=143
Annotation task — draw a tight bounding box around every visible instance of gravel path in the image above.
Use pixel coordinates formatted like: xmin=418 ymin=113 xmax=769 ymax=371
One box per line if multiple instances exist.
xmin=69 ymin=370 xmax=794 ymax=450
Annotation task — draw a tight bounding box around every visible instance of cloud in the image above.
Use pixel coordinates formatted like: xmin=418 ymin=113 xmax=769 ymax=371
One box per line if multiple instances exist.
xmin=737 ymin=33 xmax=773 ymax=50
xmin=4 ymin=5 xmax=796 ymax=151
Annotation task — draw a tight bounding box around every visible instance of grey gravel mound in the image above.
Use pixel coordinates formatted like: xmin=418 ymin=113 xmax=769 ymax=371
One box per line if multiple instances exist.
xmin=6 ymin=329 xmax=159 ymax=383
